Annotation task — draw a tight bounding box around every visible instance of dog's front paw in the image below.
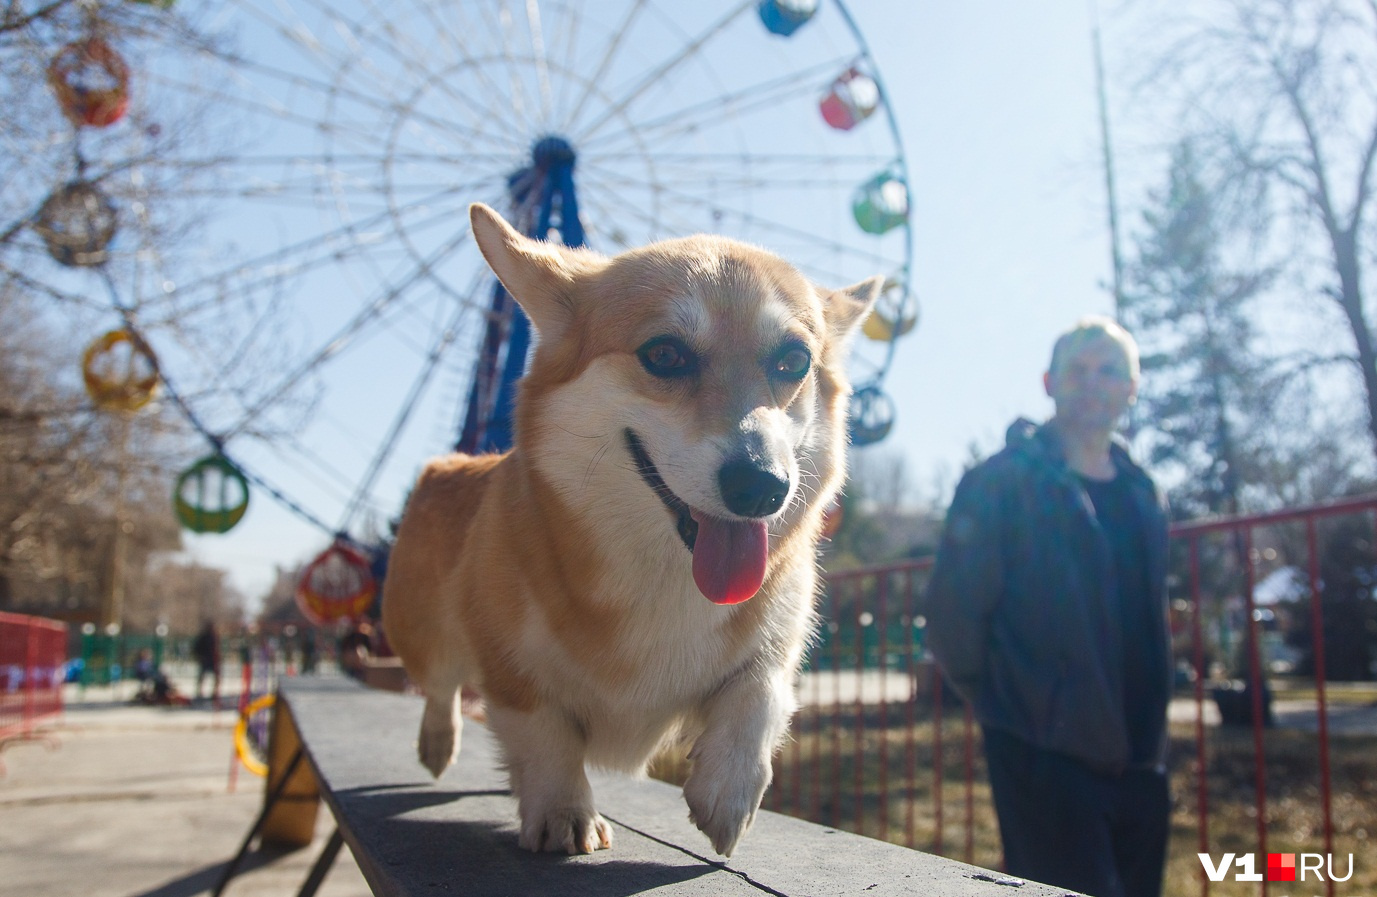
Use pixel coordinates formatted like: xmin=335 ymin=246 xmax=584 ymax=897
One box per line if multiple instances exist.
xmin=683 ymin=753 xmax=769 ymax=858
xmin=417 ymin=695 xmax=460 ymax=778
xmin=518 ymin=805 xmax=613 ymax=855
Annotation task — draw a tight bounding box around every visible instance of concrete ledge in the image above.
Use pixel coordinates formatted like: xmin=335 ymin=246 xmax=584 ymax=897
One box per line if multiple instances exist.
xmin=280 ymin=677 xmax=1074 ymax=896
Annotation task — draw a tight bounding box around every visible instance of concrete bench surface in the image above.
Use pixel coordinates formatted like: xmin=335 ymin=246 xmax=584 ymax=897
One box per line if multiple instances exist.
xmin=280 ymin=676 xmax=1077 ymax=896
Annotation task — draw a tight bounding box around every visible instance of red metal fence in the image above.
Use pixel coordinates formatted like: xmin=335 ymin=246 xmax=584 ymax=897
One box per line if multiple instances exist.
xmin=764 ymin=494 xmax=1377 ymax=897
xmin=0 ymin=612 xmax=68 ymax=744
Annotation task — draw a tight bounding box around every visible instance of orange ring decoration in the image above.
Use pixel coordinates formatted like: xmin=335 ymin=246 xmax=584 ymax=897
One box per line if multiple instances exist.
xmin=82 ymin=329 xmax=159 ymax=412
xmin=47 ymin=38 xmax=130 ymax=128
xmin=295 ymin=541 xmax=377 ymax=625
xmin=820 ymin=497 xmax=844 ymax=539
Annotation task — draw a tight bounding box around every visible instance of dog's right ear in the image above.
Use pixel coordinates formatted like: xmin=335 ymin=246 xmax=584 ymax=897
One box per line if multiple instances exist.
xmin=470 ymin=203 xmax=601 ymax=342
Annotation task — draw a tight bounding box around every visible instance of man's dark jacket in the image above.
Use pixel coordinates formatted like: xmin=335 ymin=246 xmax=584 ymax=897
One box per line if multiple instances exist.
xmin=924 ymin=418 xmax=1172 ymax=773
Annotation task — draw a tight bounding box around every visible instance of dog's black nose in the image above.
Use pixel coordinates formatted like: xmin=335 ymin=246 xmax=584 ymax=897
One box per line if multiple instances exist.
xmin=719 ymin=460 xmax=789 ymax=518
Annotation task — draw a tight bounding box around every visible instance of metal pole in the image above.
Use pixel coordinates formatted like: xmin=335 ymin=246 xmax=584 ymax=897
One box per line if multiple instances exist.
xmin=1090 ymin=0 xmax=1125 ymax=317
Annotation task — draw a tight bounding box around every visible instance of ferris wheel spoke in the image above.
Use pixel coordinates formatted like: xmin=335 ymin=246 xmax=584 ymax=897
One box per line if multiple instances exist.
xmin=337 ymin=297 xmax=470 ymax=530
xmin=179 ymin=56 xmax=519 ymax=158
xmin=578 ymin=0 xmax=755 ymax=143
xmin=184 ymin=34 xmax=521 ymax=159
xmin=148 ymin=65 xmax=368 ymax=142
xmin=486 ymin=1 xmax=545 ymax=136
xmin=593 ymin=148 xmax=892 ymax=167
xmin=582 ymin=151 xmax=888 ymax=188
xmin=580 ymin=54 xmax=854 ymax=154
xmin=349 ymin=0 xmax=539 ymax=145
xmin=544 ymin=0 xmax=589 ymax=121
xmin=0 ymin=260 xmax=108 ymax=312
xmin=410 ymin=3 xmax=545 ymax=140
xmin=220 ymin=220 xmax=478 ymax=442
xmin=597 ymin=167 xmax=903 ymax=276
xmin=588 ymin=167 xmax=869 ymax=195
xmin=577 ymin=172 xmax=719 ymax=243
xmin=523 ymin=0 xmax=556 ymax=125
xmin=164 ymin=178 xmax=489 ymax=316
xmin=237 ymin=0 xmax=392 ymax=90
xmin=255 ymin=436 xmax=360 ymax=516
xmin=559 ymin=0 xmax=651 ymax=134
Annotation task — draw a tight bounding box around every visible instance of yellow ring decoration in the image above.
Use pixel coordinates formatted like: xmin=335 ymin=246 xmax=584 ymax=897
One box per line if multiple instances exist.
xmin=861 ymin=279 xmax=918 ymax=342
xmin=233 ymin=693 xmax=275 ymax=777
xmin=82 ymin=329 xmax=159 ymax=412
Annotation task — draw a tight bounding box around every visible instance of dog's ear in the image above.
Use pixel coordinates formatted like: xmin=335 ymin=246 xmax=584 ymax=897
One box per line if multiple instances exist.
xmin=470 ymin=203 xmax=600 ymax=341
xmin=823 ymin=275 xmax=885 ymax=341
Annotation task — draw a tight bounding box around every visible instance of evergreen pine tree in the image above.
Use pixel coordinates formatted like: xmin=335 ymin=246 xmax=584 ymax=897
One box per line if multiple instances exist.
xmin=1122 ymin=140 xmax=1274 ymax=517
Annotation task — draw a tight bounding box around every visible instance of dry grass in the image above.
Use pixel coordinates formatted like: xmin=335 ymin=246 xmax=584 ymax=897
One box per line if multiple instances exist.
xmin=1163 ymin=725 xmax=1377 ymax=897
xmin=651 ymin=708 xmax=1376 ymax=897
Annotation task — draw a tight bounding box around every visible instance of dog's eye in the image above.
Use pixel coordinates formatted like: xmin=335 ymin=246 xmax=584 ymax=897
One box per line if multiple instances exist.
xmin=771 ymin=344 xmax=812 ymax=380
xmin=637 ymin=337 xmax=697 ymax=378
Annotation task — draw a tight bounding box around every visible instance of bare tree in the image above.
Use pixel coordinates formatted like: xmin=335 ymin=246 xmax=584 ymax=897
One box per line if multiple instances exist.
xmin=0 ymin=280 xmax=185 ymax=621
xmin=1 ymin=1 xmax=309 ymax=444
xmin=823 ymin=448 xmax=942 ymax=568
xmin=1138 ymin=0 xmax=1377 ymax=463
xmin=0 ymin=2 xmax=325 ymax=629
xmin=125 ymin=557 xmax=244 ymax=634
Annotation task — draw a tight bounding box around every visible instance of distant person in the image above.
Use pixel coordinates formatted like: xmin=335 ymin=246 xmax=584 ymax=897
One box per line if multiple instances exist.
xmin=301 ymin=630 xmax=319 ymax=674
xmin=924 ymin=317 xmax=1173 ymax=897
xmin=192 ymin=621 xmax=222 ymax=706
xmin=132 ymin=648 xmax=187 ymax=706
xmin=338 ymin=620 xmax=376 ymax=681
xmin=338 ymin=619 xmax=407 ymax=692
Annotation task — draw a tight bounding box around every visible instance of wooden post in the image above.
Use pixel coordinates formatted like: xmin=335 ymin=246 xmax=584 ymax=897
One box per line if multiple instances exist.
xmin=261 ymin=697 xmax=321 ymax=847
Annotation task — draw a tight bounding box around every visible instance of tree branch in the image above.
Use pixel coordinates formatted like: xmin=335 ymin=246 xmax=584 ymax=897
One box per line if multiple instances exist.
xmin=0 ymin=0 xmax=73 ymax=37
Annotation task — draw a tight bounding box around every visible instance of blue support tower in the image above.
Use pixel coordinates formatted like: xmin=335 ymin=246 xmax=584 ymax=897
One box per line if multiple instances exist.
xmin=457 ymin=137 xmax=585 ymax=454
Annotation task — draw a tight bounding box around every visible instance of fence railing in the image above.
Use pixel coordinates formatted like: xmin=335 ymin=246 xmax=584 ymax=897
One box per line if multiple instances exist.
xmin=763 ymin=493 xmax=1377 ymax=897
xmin=0 ymin=611 xmax=68 ymax=745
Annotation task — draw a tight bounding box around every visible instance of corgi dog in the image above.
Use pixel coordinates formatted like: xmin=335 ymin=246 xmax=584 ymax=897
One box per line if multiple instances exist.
xmin=382 ymin=203 xmax=881 ymax=857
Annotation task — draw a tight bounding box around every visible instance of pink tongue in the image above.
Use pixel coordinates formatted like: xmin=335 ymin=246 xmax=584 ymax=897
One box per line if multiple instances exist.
xmin=690 ymin=511 xmax=768 ymax=605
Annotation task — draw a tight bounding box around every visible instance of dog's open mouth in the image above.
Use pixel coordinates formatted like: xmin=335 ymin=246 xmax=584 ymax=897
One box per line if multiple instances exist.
xmin=624 ymin=429 xmax=698 ymax=552
xmin=624 ymin=429 xmax=768 ymax=606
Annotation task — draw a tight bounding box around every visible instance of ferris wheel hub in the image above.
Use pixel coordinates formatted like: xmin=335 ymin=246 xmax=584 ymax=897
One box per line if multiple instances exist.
xmin=531 ymin=135 xmax=576 ymax=170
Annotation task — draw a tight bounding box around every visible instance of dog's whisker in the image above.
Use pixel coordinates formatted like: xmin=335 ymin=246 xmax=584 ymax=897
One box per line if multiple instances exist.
xmin=583 ymin=441 xmax=611 ymax=492
xmin=554 ymin=423 xmax=614 ymax=440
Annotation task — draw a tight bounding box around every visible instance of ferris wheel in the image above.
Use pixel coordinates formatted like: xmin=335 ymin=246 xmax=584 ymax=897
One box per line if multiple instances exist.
xmin=10 ymin=0 xmax=916 ymax=585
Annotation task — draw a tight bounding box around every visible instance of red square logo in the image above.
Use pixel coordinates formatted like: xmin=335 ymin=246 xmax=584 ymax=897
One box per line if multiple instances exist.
xmin=1267 ymin=853 xmax=1296 ymax=882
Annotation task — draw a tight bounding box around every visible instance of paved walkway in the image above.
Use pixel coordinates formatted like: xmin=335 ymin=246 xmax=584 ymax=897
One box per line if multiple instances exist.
xmin=0 ymin=674 xmax=371 ymax=897
xmin=1167 ymin=690 xmax=1377 ymax=735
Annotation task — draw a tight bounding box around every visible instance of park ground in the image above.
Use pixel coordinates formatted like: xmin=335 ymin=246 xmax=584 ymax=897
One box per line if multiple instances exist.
xmin=3 ymin=668 xmax=1374 ymax=897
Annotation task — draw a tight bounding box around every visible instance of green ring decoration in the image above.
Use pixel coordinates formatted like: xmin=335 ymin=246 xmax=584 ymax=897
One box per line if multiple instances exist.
xmin=174 ymin=454 xmax=250 ymax=533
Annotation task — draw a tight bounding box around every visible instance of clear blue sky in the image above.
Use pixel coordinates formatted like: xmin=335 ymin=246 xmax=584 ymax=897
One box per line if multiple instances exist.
xmin=867 ymin=0 xmax=1132 ymax=493
xmin=171 ymin=0 xmax=1159 ymax=605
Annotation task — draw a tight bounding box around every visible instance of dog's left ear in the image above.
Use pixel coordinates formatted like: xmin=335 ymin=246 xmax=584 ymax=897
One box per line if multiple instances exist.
xmin=823 ymin=275 xmax=885 ymax=341
xmin=470 ymin=203 xmax=603 ymax=342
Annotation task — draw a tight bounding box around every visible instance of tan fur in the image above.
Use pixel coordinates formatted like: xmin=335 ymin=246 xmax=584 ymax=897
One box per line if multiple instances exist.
xmin=382 ymin=203 xmax=880 ymax=857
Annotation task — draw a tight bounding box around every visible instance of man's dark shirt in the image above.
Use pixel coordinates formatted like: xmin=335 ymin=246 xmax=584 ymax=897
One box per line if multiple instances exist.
xmin=1080 ymin=472 xmax=1163 ymax=765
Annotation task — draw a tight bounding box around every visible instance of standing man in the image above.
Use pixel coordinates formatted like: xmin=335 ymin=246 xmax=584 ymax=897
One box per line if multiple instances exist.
xmin=192 ymin=620 xmax=222 ymax=707
xmin=925 ymin=317 xmax=1173 ymax=897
